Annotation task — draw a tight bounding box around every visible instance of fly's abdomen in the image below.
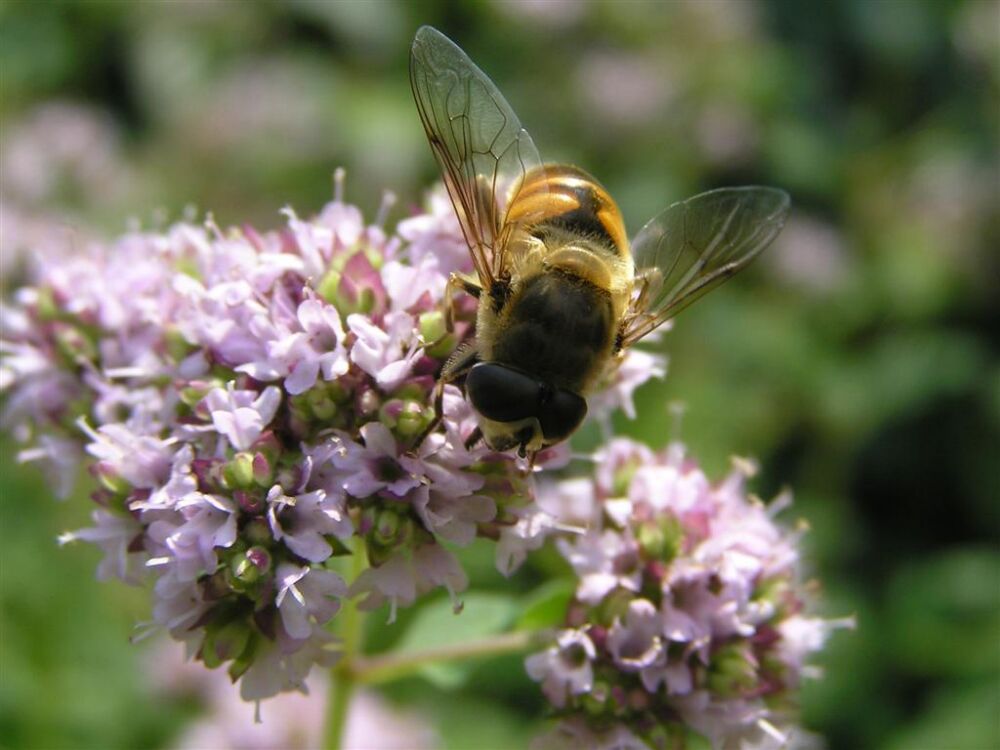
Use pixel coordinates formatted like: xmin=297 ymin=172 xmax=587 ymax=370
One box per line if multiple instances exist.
xmin=506 ymin=165 xmax=629 ymax=258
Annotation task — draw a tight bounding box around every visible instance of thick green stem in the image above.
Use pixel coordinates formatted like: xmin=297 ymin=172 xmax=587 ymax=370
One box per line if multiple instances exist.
xmin=351 ymin=628 xmax=538 ymax=685
xmin=325 ymin=671 xmax=354 ymax=750
xmin=324 ymin=541 xmax=367 ymax=750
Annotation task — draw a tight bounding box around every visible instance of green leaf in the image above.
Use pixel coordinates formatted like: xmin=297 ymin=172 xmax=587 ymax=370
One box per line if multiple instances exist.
xmin=515 ymin=579 xmax=574 ymax=631
xmin=394 ymin=592 xmax=518 ymax=689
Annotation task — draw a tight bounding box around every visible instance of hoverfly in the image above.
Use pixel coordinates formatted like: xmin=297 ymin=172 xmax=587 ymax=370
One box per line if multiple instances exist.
xmin=410 ymin=26 xmax=789 ymax=459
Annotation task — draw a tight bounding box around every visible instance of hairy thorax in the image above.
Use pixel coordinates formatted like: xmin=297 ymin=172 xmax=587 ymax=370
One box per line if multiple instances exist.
xmin=479 ymin=257 xmax=617 ymax=395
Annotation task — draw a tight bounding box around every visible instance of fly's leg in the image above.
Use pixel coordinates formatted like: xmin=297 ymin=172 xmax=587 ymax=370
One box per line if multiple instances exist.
xmin=463 ymin=426 xmax=483 ymax=451
xmin=411 ymin=342 xmax=479 ymax=450
xmin=617 ymin=268 xmax=663 ymax=353
xmin=444 ymin=272 xmax=481 ymax=333
xmin=419 ymin=273 xmax=482 ymax=349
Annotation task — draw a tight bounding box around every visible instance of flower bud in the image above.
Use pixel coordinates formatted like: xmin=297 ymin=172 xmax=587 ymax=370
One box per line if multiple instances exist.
xmin=396 ymin=401 xmax=430 ymax=437
xmin=306 ymin=387 xmax=338 ymax=421
xmin=164 ymin=326 xmax=193 ymax=363
xmin=582 ymin=680 xmax=610 ymax=715
xmin=637 ymin=520 xmax=665 ymax=559
xmin=230 ymin=546 xmax=272 ymax=584
xmin=35 ymin=285 xmax=59 ymax=321
xmin=317 ymin=269 xmax=342 ymax=305
xmin=251 ymin=452 xmax=273 ymax=487
xmin=244 ymin=517 xmax=272 ymax=545
xmin=597 ymin=587 xmax=633 ymax=626
xmin=358 ymin=389 xmax=380 ymax=417
xmin=378 ymin=398 xmax=405 ymax=429
xmin=249 ymin=433 xmax=282 ymax=475
xmin=373 ymin=509 xmax=401 ymax=547
xmin=418 ymin=310 xmax=445 ymax=341
xmin=707 ymin=642 xmax=758 ymax=698
xmin=180 ymin=383 xmax=211 ymax=408
xmin=223 ymin=452 xmax=255 ymax=489
xmin=54 ymin=322 xmax=96 ymax=362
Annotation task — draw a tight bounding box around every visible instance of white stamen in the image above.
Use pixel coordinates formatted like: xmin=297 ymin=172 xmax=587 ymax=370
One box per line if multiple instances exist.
xmin=333 ymin=167 xmax=346 ymax=203
xmin=204 ymin=213 xmax=223 ymax=239
xmin=757 ymin=718 xmax=787 ymax=743
xmin=375 ymin=190 xmax=397 ymax=228
xmin=668 ymin=400 xmax=686 ymax=441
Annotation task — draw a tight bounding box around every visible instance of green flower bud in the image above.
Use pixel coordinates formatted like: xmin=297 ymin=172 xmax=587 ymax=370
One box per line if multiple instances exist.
xmin=223 ymin=452 xmax=255 ymax=490
xmin=317 ymin=269 xmax=342 ymax=304
xmin=597 ymin=587 xmax=634 ymax=626
xmin=707 ymin=642 xmax=758 ymax=698
xmin=230 ymin=546 xmax=272 ymax=584
xmin=395 ymin=401 xmax=429 ymax=437
xmin=180 ymin=384 xmax=210 ymax=408
xmin=54 ymin=323 xmax=96 ymax=362
xmin=637 ymin=520 xmax=666 ymax=559
xmin=251 ymin=453 xmax=273 ymax=487
xmin=288 ymin=394 xmax=312 ymax=421
xmin=391 ymin=382 xmax=425 ymax=401
xmin=35 ymin=286 xmax=59 ymax=321
xmin=164 ymin=326 xmax=193 ymax=363
xmin=175 ymin=256 xmax=200 ymax=280
xmin=244 ymin=517 xmax=272 ymax=545
xmin=306 ymin=387 xmax=338 ymax=421
xmin=612 ymin=461 xmax=640 ymax=498
xmin=582 ymin=680 xmax=610 ymax=715
xmin=419 ymin=310 xmax=446 ymax=344
xmin=373 ymin=509 xmax=401 ymax=547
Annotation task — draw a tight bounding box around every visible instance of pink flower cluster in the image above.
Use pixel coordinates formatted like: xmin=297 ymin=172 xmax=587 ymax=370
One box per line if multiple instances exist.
xmin=525 ymin=439 xmax=853 ymax=750
xmin=0 ymin=175 xmax=662 ymax=706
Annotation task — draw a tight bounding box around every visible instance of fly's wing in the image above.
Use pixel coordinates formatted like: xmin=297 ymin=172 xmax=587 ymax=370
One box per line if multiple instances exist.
xmin=621 ymin=186 xmax=790 ymax=346
xmin=410 ymin=26 xmax=545 ymax=287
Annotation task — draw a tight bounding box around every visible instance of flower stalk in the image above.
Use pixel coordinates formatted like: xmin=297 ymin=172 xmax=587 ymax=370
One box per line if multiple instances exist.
xmin=351 ymin=629 xmax=538 ymax=686
xmin=325 ymin=539 xmax=368 ymax=750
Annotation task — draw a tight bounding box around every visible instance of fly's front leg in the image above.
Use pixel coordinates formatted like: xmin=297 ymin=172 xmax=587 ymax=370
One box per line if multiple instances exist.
xmin=419 ymin=273 xmax=482 ymax=350
xmin=444 ymin=272 xmax=481 ymax=333
xmin=411 ymin=342 xmax=479 ymax=451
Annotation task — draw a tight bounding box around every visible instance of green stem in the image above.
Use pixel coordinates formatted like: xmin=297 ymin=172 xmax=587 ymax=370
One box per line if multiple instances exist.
xmin=325 ymin=541 xmax=367 ymax=750
xmin=325 ymin=672 xmax=354 ymax=750
xmin=351 ymin=629 xmax=538 ymax=685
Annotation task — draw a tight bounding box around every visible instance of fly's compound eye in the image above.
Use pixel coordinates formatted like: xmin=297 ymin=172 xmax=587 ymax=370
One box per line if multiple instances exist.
xmin=465 ymin=363 xmax=541 ymax=423
xmin=538 ymin=389 xmax=587 ymax=442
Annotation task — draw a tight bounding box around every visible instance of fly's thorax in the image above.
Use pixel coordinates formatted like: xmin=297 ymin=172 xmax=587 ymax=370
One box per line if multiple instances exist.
xmin=482 ymin=265 xmax=616 ymax=395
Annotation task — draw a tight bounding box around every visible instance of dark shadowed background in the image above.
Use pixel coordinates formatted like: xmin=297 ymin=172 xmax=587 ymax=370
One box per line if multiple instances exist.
xmin=1 ymin=1 xmax=997 ymax=748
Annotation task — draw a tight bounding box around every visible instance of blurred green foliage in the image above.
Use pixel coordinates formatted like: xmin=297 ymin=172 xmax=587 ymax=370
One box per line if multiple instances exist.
xmin=1 ymin=1 xmax=997 ymax=748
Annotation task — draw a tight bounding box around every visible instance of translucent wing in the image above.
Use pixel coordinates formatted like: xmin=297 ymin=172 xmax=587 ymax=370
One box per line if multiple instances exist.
xmin=410 ymin=26 xmax=545 ymax=287
xmin=622 ymin=187 xmax=790 ymax=346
